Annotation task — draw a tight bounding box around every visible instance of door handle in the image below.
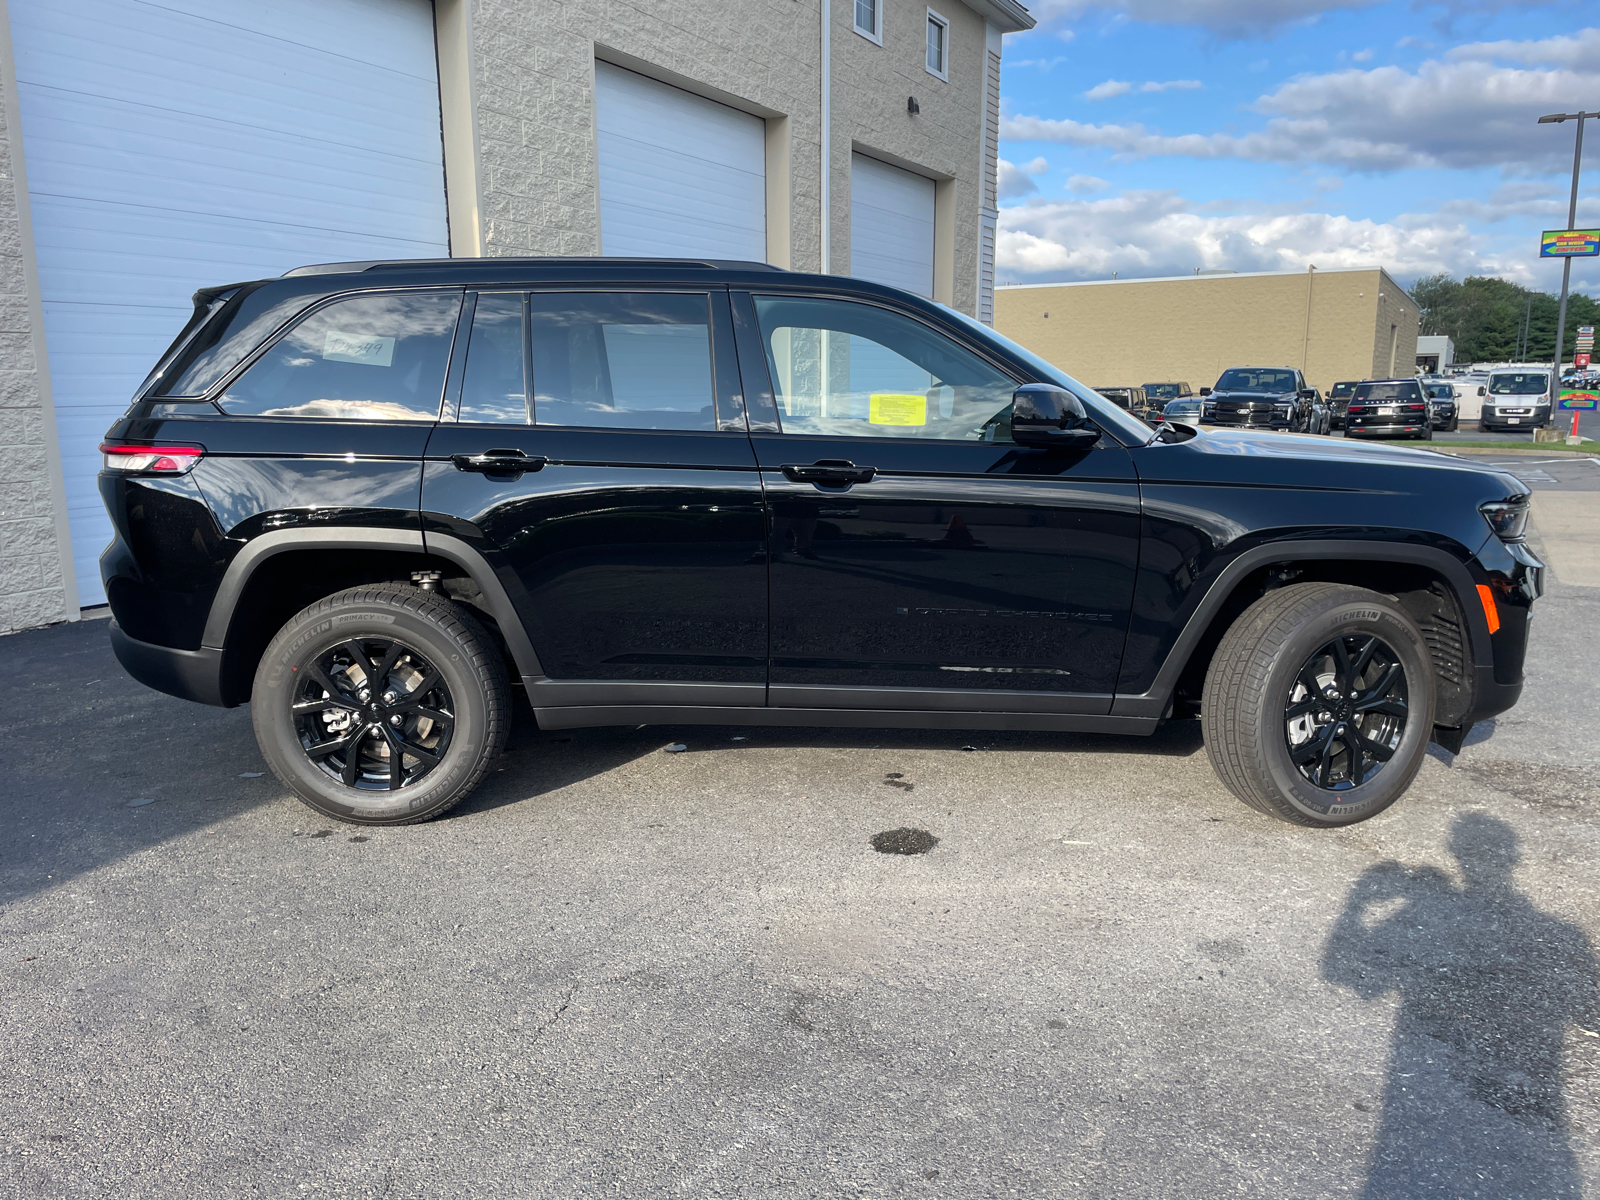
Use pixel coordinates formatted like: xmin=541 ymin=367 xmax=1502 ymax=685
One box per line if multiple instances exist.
xmin=780 ymin=460 xmax=877 ymax=486
xmin=451 ymin=449 xmax=548 ymax=476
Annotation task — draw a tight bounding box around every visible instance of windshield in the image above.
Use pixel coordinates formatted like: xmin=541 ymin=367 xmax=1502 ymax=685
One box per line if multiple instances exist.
xmin=1214 ymin=368 xmax=1297 ymax=393
xmin=1144 ymin=383 xmax=1182 ymax=400
xmin=1427 ymin=385 xmax=1454 ymax=398
xmin=1163 ymin=398 xmax=1200 ymax=412
xmin=1329 ymin=382 xmax=1356 ymax=398
xmin=936 ymin=305 xmax=1156 ymax=445
xmin=1490 ymin=373 xmax=1550 ymax=395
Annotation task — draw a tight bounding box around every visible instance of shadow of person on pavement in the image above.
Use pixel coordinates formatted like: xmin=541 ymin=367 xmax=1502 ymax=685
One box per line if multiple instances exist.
xmin=1322 ymin=814 xmax=1599 ymax=1199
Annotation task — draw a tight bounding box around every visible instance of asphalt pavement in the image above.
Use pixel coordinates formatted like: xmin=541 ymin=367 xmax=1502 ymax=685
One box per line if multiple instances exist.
xmin=2 ymin=543 xmax=1597 ymax=1198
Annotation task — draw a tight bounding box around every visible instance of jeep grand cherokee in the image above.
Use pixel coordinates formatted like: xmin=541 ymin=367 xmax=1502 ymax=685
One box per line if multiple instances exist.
xmin=100 ymin=258 xmax=1542 ymax=828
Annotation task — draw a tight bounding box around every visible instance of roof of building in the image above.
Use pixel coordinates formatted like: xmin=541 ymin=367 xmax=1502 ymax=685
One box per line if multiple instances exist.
xmin=960 ymin=0 xmax=1035 ymax=32
xmin=997 ymin=266 xmax=1399 ymax=290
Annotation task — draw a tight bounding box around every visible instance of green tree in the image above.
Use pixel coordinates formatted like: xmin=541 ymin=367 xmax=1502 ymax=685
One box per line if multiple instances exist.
xmin=1407 ymin=274 xmax=1599 ymax=364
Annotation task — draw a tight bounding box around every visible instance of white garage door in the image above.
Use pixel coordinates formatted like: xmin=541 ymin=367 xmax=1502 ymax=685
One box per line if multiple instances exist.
xmin=10 ymin=0 xmax=450 ymax=607
xmin=850 ymin=154 xmax=936 ymax=298
xmin=595 ymin=62 xmax=766 ymax=261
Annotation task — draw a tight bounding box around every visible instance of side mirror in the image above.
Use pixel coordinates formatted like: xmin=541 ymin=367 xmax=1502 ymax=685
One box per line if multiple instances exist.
xmin=1478 ymin=386 xmax=1486 ymax=396
xmin=1199 ymin=386 xmax=1212 ymax=396
xmin=1299 ymin=388 xmax=1316 ymax=400
xmin=1011 ymin=384 xmax=1100 ymax=450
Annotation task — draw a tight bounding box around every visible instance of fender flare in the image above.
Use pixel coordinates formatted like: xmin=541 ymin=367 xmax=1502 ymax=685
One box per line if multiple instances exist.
xmin=1111 ymin=539 xmax=1487 ymax=719
xmin=201 ymin=527 xmax=546 ymax=681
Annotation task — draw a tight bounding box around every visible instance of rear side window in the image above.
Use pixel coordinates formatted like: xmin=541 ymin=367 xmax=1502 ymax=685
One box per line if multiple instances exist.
xmin=458 ymin=293 xmax=528 ymax=424
xmin=528 ymin=292 xmax=717 ymax=430
xmin=219 ymin=292 xmax=461 ymax=421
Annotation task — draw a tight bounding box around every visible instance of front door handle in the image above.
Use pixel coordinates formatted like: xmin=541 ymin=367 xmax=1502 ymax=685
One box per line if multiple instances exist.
xmin=451 ymin=449 xmax=548 ymax=477
xmin=780 ymin=459 xmax=877 ymax=486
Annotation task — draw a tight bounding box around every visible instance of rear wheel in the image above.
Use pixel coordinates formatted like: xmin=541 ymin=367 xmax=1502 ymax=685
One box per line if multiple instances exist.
xmin=1202 ymin=583 xmax=1435 ymax=826
xmin=252 ymin=584 xmax=510 ymax=825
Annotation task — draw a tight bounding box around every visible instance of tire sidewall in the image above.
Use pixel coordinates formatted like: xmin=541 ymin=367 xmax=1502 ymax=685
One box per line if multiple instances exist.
xmin=1255 ymin=596 xmax=1436 ymax=825
xmin=253 ymin=602 xmax=491 ymax=824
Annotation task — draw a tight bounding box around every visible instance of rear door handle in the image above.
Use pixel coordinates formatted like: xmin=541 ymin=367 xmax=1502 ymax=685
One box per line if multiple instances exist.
xmin=780 ymin=460 xmax=877 ymax=486
xmin=451 ymin=449 xmax=548 ymax=476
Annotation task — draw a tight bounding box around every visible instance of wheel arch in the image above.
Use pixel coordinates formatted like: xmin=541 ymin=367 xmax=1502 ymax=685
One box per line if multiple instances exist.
xmin=204 ymin=529 xmax=544 ymax=705
xmin=1114 ymin=540 xmax=1489 ymax=727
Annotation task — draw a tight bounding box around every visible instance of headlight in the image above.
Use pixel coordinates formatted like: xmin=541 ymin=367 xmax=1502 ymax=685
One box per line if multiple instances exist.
xmin=1480 ymin=498 xmax=1529 ymax=542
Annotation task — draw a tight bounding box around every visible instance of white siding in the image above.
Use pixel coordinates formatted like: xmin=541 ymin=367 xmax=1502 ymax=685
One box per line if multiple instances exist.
xmin=9 ymin=0 xmax=449 ymax=606
xmin=849 ymin=153 xmax=935 ymax=299
xmin=595 ymin=62 xmax=766 ymax=261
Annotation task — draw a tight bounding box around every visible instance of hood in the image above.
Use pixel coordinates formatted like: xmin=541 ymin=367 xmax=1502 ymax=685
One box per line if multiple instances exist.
xmin=1209 ymin=388 xmax=1295 ymax=402
xmin=1181 ymin=426 xmax=1524 ymax=489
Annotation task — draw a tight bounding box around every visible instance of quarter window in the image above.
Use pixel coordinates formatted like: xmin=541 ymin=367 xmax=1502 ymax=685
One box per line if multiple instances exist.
xmin=925 ymin=10 xmax=949 ymax=79
xmin=529 ymin=293 xmax=718 ymax=431
xmin=458 ymin=293 xmax=528 ymax=423
xmin=752 ymin=295 xmax=1017 ymax=441
xmin=219 ymin=291 xmax=460 ymax=421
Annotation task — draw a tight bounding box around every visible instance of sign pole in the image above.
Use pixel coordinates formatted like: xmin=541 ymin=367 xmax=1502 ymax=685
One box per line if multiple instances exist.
xmin=1552 ymin=113 xmax=1587 ymax=381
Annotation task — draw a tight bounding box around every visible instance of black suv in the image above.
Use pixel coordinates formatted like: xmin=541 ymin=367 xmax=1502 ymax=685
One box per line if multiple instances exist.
xmin=1202 ymin=367 xmax=1319 ymax=433
xmin=1327 ymin=381 xmax=1359 ymax=430
xmin=101 ymin=258 xmax=1541 ymax=829
xmin=1345 ymin=379 xmax=1433 ymax=440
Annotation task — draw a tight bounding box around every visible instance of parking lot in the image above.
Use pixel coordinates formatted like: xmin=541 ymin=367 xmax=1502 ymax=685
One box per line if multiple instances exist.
xmin=3 ymin=462 xmax=1598 ymax=1199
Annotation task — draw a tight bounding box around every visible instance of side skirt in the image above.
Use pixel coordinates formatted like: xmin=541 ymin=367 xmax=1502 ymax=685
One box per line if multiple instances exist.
xmin=530 ymin=705 xmax=1162 ymax=735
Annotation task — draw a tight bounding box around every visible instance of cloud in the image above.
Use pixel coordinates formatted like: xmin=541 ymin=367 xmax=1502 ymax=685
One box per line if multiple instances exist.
xmin=1351 ymin=48 xmax=1373 ymax=61
xmin=997 ymin=157 xmax=1051 ymax=199
xmin=1002 ymin=56 xmax=1600 ymax=173
xmin=1436 ymin=181 xmax=1566 ymax=223
xmin=1084 ymin=78 xmax=1203 ymax=100
xmin=995 ymin=190 xmax=1523 ymax=285
xmin=1447 ymin=27 xmax=1600 ymax=67
xmin=1020 ymin=0 xmax=1560 ymax=37
xmin=1067 ymin=174 xmax=1111 ymax=193
xmin=1085 ymin=80 xmax=1133 ymax=100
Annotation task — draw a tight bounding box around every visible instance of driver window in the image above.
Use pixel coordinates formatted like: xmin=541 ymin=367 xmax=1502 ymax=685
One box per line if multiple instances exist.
xmin=751 ymin=295 xmax=1017 ymax=440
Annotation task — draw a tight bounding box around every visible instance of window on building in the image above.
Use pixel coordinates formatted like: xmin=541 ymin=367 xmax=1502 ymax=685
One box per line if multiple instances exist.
xmin=854 ymin=0 xmax=881 ymax=44
xmin=925 ymin=10 xmax=949 ymax=79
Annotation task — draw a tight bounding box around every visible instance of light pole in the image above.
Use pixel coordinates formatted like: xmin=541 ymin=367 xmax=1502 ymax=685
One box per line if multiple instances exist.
xmin=1538 ymin=111 xmax=1596 ymax=381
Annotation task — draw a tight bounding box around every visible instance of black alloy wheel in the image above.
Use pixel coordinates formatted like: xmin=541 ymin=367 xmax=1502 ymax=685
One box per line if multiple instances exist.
xmin=293 ymin=637 xmax=454 ymax=792
xmin=1283 ymin=634 xmax=1408 ymax=791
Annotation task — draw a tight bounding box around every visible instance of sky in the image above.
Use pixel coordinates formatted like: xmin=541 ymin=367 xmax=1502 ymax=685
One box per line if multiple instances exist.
xmin=995 ymin=0 xmax=1600 ymax=294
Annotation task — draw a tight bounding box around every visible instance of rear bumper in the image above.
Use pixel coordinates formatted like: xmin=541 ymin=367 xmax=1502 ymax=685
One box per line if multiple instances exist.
xmin=109 ymin=620 xmax=232 ymax=708
xmin=1346 ymin=419 xmax=1428 ymax=437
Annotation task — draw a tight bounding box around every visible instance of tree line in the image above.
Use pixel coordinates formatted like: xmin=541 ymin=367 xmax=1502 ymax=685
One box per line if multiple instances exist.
xmin=1409 ymin=274 xmax=1599 ymax=364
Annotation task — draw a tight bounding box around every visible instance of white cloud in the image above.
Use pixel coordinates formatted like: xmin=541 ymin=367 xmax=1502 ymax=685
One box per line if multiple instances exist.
xmin=995 ymin=190 xmax=1524 ymax=284
xmin=997 ymin=157 xmax=1051 ymax=199
xmin=1021 ymin=0 xmax=1560 ymax=37
xmin=1002 ymin=56 xmax=1600 ymax=173
xmin=1447 ymin=27 xmax=1600 ymax=67
xmin=1351 ymin=48 xmax=1374 ymax=61
xmin=1141 ymin=79 xmax=1204 ymax=92
xmin=1085 ymin=80 xmax=1133 ymax=100
xmin=1067 ymin=174 xmax=1111 ymax=193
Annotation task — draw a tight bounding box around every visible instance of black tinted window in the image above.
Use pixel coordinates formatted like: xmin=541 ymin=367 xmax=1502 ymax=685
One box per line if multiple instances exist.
xmin=1353 ymin=382 xmax=1417 ymax=402
xmin=458 ymin=293 xmax=527 ymax=424
xmin=219 ymin=292 xmax=460 ymax=421
xmin=529 ymin=293 xmax=716 ymax=430
xmin=1330 ymin=383 xmax=1356 ymax=398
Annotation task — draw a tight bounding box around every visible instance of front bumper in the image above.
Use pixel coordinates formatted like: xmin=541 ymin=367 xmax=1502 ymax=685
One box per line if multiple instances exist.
xmin=1480 ymin=405 xmax=1550 ymax=428
xmin=109 ymin=620 xmax=232 ymax=708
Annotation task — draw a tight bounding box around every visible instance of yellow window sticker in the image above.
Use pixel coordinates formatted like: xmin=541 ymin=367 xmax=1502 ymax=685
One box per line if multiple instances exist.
xmin=869 ymin=393 xmax=927 ymax=425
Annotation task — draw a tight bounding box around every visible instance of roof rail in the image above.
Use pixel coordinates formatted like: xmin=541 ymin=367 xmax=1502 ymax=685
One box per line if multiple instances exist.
xmin=282 ymin=257 xmax=788 ymax=278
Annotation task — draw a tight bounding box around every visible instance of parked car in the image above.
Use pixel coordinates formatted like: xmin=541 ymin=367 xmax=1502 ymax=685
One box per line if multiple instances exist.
xmin=1162 ymin=397 xmax=1204 ymax=427
xmin=100 ymin=257 xmax=1540 ymax=829
xmin=1142 ymin=382 xmax=1194 ymax=403
xmin=1306 ymin=388 xmax=1332 ymax=436
xmin=1095 ymin=385 xmax=1162 ymax=427
xmin=1202 ymin=367 xmax=1318 ymax=433
xmin=1481 ymin=370 xmax=1553 ymax=431
xmin=1424 ymin=381 xmax=1459 ymax=431
xmin=1327 ymin=381 xmax=1359 ymax=430
xmin=1344 ymin=379 xmax=1433 ymax=440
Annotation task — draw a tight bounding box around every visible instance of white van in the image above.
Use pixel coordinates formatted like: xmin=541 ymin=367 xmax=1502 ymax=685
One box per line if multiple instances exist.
xmin=1453 ymin=374 xmax=1488 ymax=421
xmin=1481 ymin=370 xmax=1552 ymax=431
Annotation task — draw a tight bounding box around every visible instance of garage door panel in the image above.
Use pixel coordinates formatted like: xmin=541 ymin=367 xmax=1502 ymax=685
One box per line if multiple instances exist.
xmin=850 ymin=154 xmax=936 ymax=299
xmin=595 ymin=62 xmax=765 ymax=262
xmin=10 ymin=0 xmax=449 ymax=606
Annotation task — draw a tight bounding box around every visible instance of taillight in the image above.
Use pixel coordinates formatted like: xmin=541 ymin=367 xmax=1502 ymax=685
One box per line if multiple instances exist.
xmin=1405 ymin=403 xmax=1427 ymax=412
xmin=100 ymin=443 xmax=203 ymax=474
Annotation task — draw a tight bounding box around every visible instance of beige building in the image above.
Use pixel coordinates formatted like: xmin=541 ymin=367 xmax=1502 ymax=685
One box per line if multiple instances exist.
xmin=0 ymin=0 xmax=1032 ymax=632
xmin=994 ymin=267 xmax=1422 ymax=397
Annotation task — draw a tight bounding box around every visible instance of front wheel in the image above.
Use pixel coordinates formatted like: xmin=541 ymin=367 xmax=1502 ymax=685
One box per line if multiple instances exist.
xmin=252 ymin=584 xmax=510 ymax=825
xmin=1202 ymin=583 xmax=1436 ymax=826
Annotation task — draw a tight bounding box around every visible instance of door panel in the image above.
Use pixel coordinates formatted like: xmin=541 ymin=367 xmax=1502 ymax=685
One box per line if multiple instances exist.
xmin=421 ymin=289 xmax=768 ymax=689
xmin=756 ymin=434 xmax=1141 ymax=702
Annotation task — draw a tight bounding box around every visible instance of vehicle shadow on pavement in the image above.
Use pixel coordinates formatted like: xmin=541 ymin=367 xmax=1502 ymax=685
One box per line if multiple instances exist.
xmin=1322 ymin=814 xmax=1599 ymax=1199
xmin=0 ymin=619 xmax=274 ymax=907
